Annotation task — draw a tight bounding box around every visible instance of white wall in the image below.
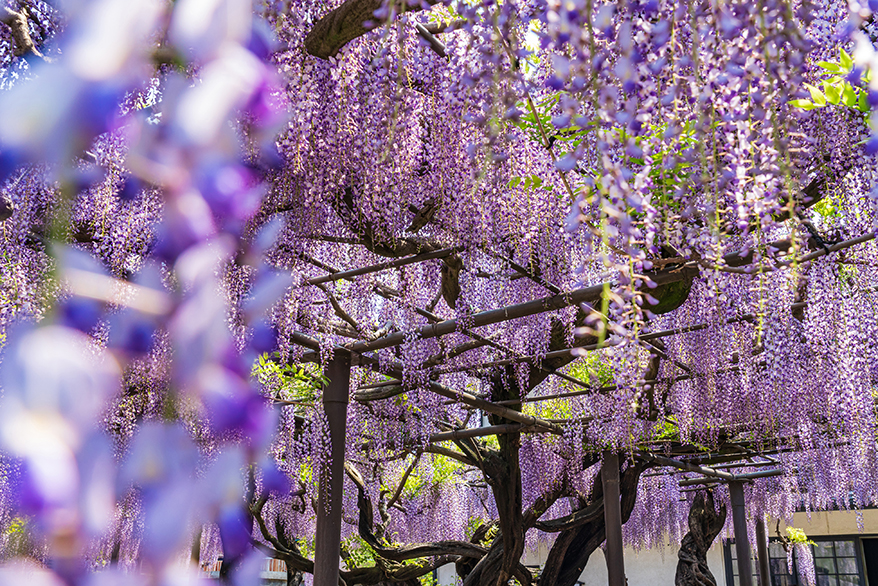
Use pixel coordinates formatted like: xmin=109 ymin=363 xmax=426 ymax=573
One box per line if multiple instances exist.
xmin=435 ymin=540 xmax=726 ymax=585
xmin=580 ymin=543 xmax=726 ymax=586
xmin=781 ymin=509 xmax=878 ymax=536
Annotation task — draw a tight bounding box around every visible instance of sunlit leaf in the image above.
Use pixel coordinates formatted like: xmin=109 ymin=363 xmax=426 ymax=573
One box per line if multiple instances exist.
xmin=805 ymin=83 xmax=826 ymax=106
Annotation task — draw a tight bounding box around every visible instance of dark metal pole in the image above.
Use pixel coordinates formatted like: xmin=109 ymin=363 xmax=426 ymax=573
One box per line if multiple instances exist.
xmin=602 ymin=451 xmax=626 ymax=586
xmin=755 ymin=517 xmax=771 ymax=586
xmin=313 ymin=351 xmax=351 ymax=586
xmin=729 ymin=481 xmax=753 ymax=586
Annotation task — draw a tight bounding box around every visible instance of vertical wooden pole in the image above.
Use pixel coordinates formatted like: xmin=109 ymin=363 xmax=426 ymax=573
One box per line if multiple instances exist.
xmin=313 ymin=352 xmax=351 ymax=586
xmin=729 ymin=481 xmax=753 ymax=586
xmin=755 ymin=517 xmax=771 ymax=586
xmin=602 ymin=451 xmax=626 ymax=586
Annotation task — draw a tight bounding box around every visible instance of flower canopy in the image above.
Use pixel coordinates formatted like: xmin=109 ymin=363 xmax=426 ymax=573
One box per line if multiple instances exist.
xmin=0 ymin=0 xmax=876 ymax=584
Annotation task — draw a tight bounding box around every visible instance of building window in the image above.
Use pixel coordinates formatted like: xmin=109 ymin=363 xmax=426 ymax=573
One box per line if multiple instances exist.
xmin=725 ymin=538 xmax=868 ymax=586
xmin=727 ymin=539 xmax=797 ymax=586
xmin=813 ymin=540 xmax=861 ymax=586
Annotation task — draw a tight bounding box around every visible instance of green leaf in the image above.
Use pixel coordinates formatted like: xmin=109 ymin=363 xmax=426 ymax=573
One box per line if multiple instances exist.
xmin=823 ymin=81 xmax=841 ymax=105
xmin=858 ymin=91 xmax=870 ymax=113
xmin=508 ymin=177 xmax=522 ymax=188
xmin=841 ymin=83 xmax=859 ymax=108
xmin=816 ymin=61 xmax=841 ymax=73
xmin=805 ymin=83 xmax=827 ymax=106
xmin=840 ymin=48 xmax=853 ymax=71
xmin=789 ymin=99 xmax=817 ymax=110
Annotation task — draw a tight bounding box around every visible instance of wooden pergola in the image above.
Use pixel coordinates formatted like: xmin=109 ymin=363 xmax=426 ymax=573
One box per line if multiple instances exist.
xmin=273 ymin=1 xmax=878 ymax=583
xmin=282 ymin=229 xmax=873 ymax=586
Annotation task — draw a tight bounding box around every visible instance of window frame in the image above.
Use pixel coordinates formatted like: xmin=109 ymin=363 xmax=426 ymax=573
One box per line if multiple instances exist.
xmin=723 ymin=535 xmax=871 ymax=586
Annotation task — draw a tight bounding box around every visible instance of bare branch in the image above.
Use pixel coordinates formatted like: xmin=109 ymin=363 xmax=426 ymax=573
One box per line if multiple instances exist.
xmin=2 ymin=6 xmax=47 ymax=60
xmin=422 ymin=19 xmax=468 ymax=34
xmin=304 ymin=0 xmax=440 ymax=58
xmin=422 ymin=444 xmax=478 ymax=468
xmin=386 ymin=449 xmax=422 ymax=510
xmin=414 ymin=23 xmax=447 ymax=57
xmin=315 ymin=282 xmax=367 ymax=337
xmin=533 ymin=499 xmax=604 ymax=532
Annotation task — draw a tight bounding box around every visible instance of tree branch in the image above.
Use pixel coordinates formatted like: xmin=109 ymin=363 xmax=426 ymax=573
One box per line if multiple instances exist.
xmin=386 ymin=449 xmax=422 ymax=510
xmin=2 ymin=6 xmax=47 ymax=60
xmin=304 ymin=0 xmax=441 ymax=59
xmin=422 ymin=444 xmax=478 ymax=468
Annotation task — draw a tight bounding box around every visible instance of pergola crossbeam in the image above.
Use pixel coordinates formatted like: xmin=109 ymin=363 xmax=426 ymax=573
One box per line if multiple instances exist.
xmin=303 ymin=246 xmax=462 ymax=286
xmin=299 ymin=253 xmax=599 ymax=392
xmin=677 ymin=468 xmax=785 ymax=487
xmin=285 ymin=332 xmax=563 ymax=433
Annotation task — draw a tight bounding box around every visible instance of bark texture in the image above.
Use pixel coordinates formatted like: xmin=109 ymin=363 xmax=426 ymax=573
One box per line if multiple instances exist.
xmin=675 ymin=490 xmax=727 ymax=586
xmin=304 ymin=0 xmax=439 ymax=58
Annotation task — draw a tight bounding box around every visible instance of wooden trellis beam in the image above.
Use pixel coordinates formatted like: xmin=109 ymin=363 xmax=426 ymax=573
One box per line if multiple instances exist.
xmin=429 ymin=423 xmax=534 ymax=442
xmin=303 ymin=246 xmax=461 ymax=286
xmin=677 ymin=468 xmax=785 ymax=487
xmin=300 ymin=231 xmax=874 ymax=357
xmin=299 ymin=254 xmax=598 ymax=392
xmin=285 ymin=332 xmax=563 ymax=434
xmin=636 ymin=452 xmax=738 ymax=482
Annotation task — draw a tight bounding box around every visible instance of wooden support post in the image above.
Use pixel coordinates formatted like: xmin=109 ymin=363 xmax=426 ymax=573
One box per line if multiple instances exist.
xmin=602 ymin=451 xmax=626 ymax=586
xmin=313 ymin=352 xmax=351 ymax=586
xmin=755 ymin=517 xmax=771 ymax=586
xmin=729 ymin=481 xmax=753 ymax=586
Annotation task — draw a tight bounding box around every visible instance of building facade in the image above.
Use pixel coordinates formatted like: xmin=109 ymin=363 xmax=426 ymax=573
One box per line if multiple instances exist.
xmin=433 ymin=509 xmax=878 ymax=586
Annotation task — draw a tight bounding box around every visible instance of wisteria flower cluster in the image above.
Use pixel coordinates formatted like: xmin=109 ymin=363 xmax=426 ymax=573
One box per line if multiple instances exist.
xmin=0 ymin=0 xmax=876 ymax=584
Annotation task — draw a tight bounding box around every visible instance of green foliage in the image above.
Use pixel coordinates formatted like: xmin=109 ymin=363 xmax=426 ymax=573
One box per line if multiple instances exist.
xmin=508 ymin=174 xmax=555 ymax=192
xmin=4 ymin=516 xmax=27 ymax=537
xmin=426 ymin=4 xmax=464 ymax=27
xmin=431 ymin=452 xmax=464 ymax=484
xmin=655 ymin=416 xmax=679 ymax=441
xmin=786 ymin=526 xmax=816 ymax=546
xmin=341 ymin=535 xmax=376 ymax=570
xmin=401 ymin=471 xmax=427 ymax=501
xmin=3 ymin=517 xmax=35 ymax=558
xmin=465 ymin=517 xmax=497 ymax=545
xmin=512 ymin=92 xmax=597 ymax=149
xmin=381 ymin=452 xmax=466 ymax=504
xmin=812 ymin=193 xmax=841 ymax=218
xmin=567 ymin=352 xmax=615 ymax=386
xmin=508 ymin=92 xmax=695 ymax=213
xmin=789 ymin=49 xmax=870 ymax=113
xmin=525 ymin=397 xmax=572 ymax=420
xmin=523 ymin=352 xmax=615 ymax=419
xmin=464 ymin=516 xmax=484 ymax=540
xmin=480 ymin=434 xmax=500 ymax=450
xmin=646 ymin=415 xmax=712 ymax=451
xmin=298 ymin=460 xmax=314 ymax=487
xmin=341 ymin=535 xmax=442 ymax=583
xmin=251 ymin=353 xmax=329 ymax=404
xmin=508 ymin=92 xmax=599 ymax=180
xmin=297 ymin=537 xmax=315 ymax=559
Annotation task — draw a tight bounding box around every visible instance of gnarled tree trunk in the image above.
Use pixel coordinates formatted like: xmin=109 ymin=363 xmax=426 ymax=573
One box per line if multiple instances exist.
xmin=538 ymin=458 xmax=646 ymax=586
xmin=675 ymin=490 xmax=727 ymax=586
